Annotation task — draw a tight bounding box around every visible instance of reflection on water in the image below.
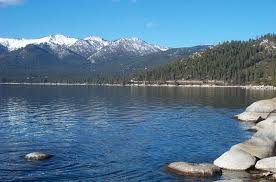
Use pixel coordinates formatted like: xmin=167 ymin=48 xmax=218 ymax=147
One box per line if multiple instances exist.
xmin=0 ymin=85 xmax=275 ymax=182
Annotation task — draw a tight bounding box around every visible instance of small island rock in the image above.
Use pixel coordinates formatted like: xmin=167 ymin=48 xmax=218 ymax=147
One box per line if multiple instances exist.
xmin=24 ymin=152 xmax=51 ymax=160
xmin=167 ymin=162 xmax=222 ymax=177
xmin=214 ymin=148 xmax=256 ymax=170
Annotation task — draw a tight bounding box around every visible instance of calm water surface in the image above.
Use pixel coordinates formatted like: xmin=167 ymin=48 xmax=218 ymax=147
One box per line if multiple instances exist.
xmin=0 ymin=85 xmax=275 ymax=182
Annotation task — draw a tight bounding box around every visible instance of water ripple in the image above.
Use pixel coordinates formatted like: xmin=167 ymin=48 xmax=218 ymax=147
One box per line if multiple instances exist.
xmin=0 ymin=85 xmax=275 ymax=181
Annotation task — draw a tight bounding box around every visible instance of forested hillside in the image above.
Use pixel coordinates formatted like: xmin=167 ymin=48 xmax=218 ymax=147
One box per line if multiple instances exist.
xmin=133 ymin=34 xmax=276 ymax=86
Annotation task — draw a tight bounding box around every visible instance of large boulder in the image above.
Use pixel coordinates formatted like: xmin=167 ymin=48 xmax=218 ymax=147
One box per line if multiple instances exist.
xmin=167 ymin=162 xmax=222 ymax=177
xmin=256 ymin=116 xmax=276 ymax=130
xmin=254 ymin=128 xmax=276 ymax=142
xmin=254 ymin=115 xmax=276 ymax=141
xmin=231 ymin=136 xmax=276 ymax=159
xmin=214 ymin=148 xmax=256 ymax=170
xmin=255 ymin=157 xmax=276 ymax=172
xmin=24 ymin=152 xmax=51 ymax=160
xmin=235 ymin=97 xmax=276 ymax=122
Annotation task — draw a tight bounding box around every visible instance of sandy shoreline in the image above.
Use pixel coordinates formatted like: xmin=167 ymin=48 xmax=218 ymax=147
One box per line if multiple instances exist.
xmin=0 ymin=82 xmax=276 ymax=90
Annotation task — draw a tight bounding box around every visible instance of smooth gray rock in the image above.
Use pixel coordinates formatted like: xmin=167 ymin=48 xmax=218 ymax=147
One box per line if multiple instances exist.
xmin=255 ymin=157 xmax=276 ymax=172
xmin=167 ymin=162 xmax=222 ymax=177
xmin=231 ymin=136 xmax=276 ymax=159
xmin=24 ymin=152 xmax=51 ymax=160
xmin=254 ymin=128 xmax=276 ymax=142
xmin=214 ymin=148 xmax=256 ymax=170
xmin=235 ymin=97 xmax=276 ymax=122
xmin=235 ymin=112 xmax=268 ymax=122
xmin=254 ymin=116 xmax=276 ymax=141
xmin=256 ymin=116 xmax=276 ymax=130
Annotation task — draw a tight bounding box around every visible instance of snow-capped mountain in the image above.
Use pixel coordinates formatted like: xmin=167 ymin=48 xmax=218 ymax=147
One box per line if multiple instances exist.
xmin=0 ymin=35 xmax=210 ymax=82
xmin=88 ymin=37 xmax=167 ymax=63
xmin=0 ymin=35 xmax=168 ymax=61
xmin=69 ymin=37 xmax=109 ymax=58
xmin=84 ymin=36 xmax=109 ymax=47
xmin=0 ymin=35 xmax=78 ymax=51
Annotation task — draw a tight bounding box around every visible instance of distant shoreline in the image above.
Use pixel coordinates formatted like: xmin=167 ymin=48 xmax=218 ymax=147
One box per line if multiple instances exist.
xmin=0 ymin=82 xmax=276 ymax=90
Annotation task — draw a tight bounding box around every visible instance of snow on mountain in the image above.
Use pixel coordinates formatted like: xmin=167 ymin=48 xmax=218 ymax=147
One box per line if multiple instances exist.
xmin=0 ymin=35 xmax=78 ymax=51
xmin=37 ymin=43 xmax=77 ymax=59
xmin=69 ymin=37 xmax=110 ymax=58
xmin=112 ymin=37 xmax=165 ymax=54
xmin=0 ymin=35 xmax=168 ymax=61
xmin=88 ymin=37 xmax=165 ymax=63
xmin=84 ymin=36 xmax=109 ymax=47
xmin=44 ymin=35 xmax=78 ymax=47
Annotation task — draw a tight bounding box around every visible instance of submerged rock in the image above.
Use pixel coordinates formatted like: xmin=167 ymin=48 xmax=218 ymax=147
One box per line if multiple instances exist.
xmin=167 ymin=162 xmax=222 ymax=177
xmin=231 ymin=136 xmax=276 ymax=159
xmin=24 ymin=152 xmax=51 ymax=160
xmin=235 ymin=97 xmax=276 ymax=122
xmin=214 ymin=148 xmax=256 ymax=170
xmin=255 ymin=157 xmax=276 ymax=173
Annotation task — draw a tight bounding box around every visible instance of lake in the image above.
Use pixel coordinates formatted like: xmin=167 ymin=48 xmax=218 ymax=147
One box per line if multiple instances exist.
xmin=0 ymin=85 xmax=275 ymax=182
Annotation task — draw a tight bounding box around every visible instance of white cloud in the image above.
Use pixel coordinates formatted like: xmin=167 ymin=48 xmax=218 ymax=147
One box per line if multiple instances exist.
xmin=145 ymin=22 xmax=158 ymax=29
xmin=0 ymin=0 xmax=23 ymax=7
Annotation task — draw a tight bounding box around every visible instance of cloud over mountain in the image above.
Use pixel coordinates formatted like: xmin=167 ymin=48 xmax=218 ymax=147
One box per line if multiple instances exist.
xmin=0 ymin=0 xmax=23 ymax=6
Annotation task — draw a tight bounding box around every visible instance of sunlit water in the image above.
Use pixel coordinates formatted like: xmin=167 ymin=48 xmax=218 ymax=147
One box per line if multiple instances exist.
xmin=0 ymin=85 xmax=275 ymax=182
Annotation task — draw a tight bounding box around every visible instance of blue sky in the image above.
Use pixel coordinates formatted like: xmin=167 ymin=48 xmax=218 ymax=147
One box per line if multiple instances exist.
xmin=0 ymin=0 xmax=275 ymax=47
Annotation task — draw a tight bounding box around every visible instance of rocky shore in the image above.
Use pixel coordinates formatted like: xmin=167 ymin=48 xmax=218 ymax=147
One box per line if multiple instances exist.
xmin=1 ymin=82 xmax=276 ymax=90
xmin=167 ymin=97 xmax=276 ymax=181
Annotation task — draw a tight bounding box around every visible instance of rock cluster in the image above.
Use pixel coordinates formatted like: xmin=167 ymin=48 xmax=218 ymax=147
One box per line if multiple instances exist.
xmin=167 ymin=97 xmax=276 ymax=180
xmin=214 ymin=97 xmax=276 ymax=180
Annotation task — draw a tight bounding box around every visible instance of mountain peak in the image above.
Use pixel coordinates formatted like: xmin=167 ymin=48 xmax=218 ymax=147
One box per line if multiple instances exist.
xmin=0 ymin=35 xmax=78 ymax=51
xmin=116 ymin=37 xmax=144 ymax=43
xmin=0 ymin=35 xmax=168 ymax=55
xmin=43 ymin=34 xmax=78 ymax=46
xmin=84 ymin=36 xmax=105 ymax=41
xmin=84 ymin=36 xmax=109 ymax=47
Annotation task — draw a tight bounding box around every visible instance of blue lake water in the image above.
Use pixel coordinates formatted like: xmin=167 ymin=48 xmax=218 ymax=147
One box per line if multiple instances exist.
xmin=0 ymin=85 xmax=275 ymax=182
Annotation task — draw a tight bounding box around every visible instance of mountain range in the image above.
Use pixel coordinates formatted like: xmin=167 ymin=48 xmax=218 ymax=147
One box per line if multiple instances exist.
xmin=0 ymin=35 xmax=209 ymax=82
